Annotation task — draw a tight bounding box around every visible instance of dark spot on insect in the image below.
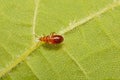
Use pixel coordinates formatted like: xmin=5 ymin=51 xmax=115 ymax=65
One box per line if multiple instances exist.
xmin=39 ymin=32 xmax=64 ymax=44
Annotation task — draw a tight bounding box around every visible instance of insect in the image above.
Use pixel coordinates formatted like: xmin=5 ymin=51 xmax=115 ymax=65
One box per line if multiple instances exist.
xmin=39 ymin=32 xmax=64 ymax=44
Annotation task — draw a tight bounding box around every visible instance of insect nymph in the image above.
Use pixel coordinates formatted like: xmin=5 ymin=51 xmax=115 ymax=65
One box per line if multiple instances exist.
xmin=39 ymin=32 xmax=64 ymax=44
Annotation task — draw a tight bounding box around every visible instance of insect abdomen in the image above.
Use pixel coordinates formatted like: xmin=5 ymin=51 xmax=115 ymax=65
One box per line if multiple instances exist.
xmin=50 ymin=35 xmax=63 ymax=44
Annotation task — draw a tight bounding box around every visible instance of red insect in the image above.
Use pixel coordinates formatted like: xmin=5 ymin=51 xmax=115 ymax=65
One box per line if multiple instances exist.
xmin=39 ymin=32 xmax=64 ymax=44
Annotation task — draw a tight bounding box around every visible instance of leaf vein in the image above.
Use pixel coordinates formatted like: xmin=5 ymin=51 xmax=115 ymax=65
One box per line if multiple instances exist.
xmin=58 ymin=1 xmax=120 ymax=35
xmin=32 ymin=0 xmax=40 ymax=44
xmin=98 ymin=26 xmax=120 ymax=49
xmin=37 ymin=50 xmax=60 ymax=79
xmin=24 ymin=61 xmax=40 ymax=80
xmin=0 ymin=43 xmax=41 ymax=78
xmin=63 ymin=48 xmax=89 ymax=80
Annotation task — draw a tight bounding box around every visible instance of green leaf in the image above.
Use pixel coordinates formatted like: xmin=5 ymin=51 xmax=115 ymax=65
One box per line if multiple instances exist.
xmin=0 ymin=0 xmax=120 ymax=80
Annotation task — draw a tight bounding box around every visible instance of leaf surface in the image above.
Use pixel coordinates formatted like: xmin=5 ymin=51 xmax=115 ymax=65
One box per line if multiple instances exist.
xmin=0 ymin=0 xmax=120 ymax=80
